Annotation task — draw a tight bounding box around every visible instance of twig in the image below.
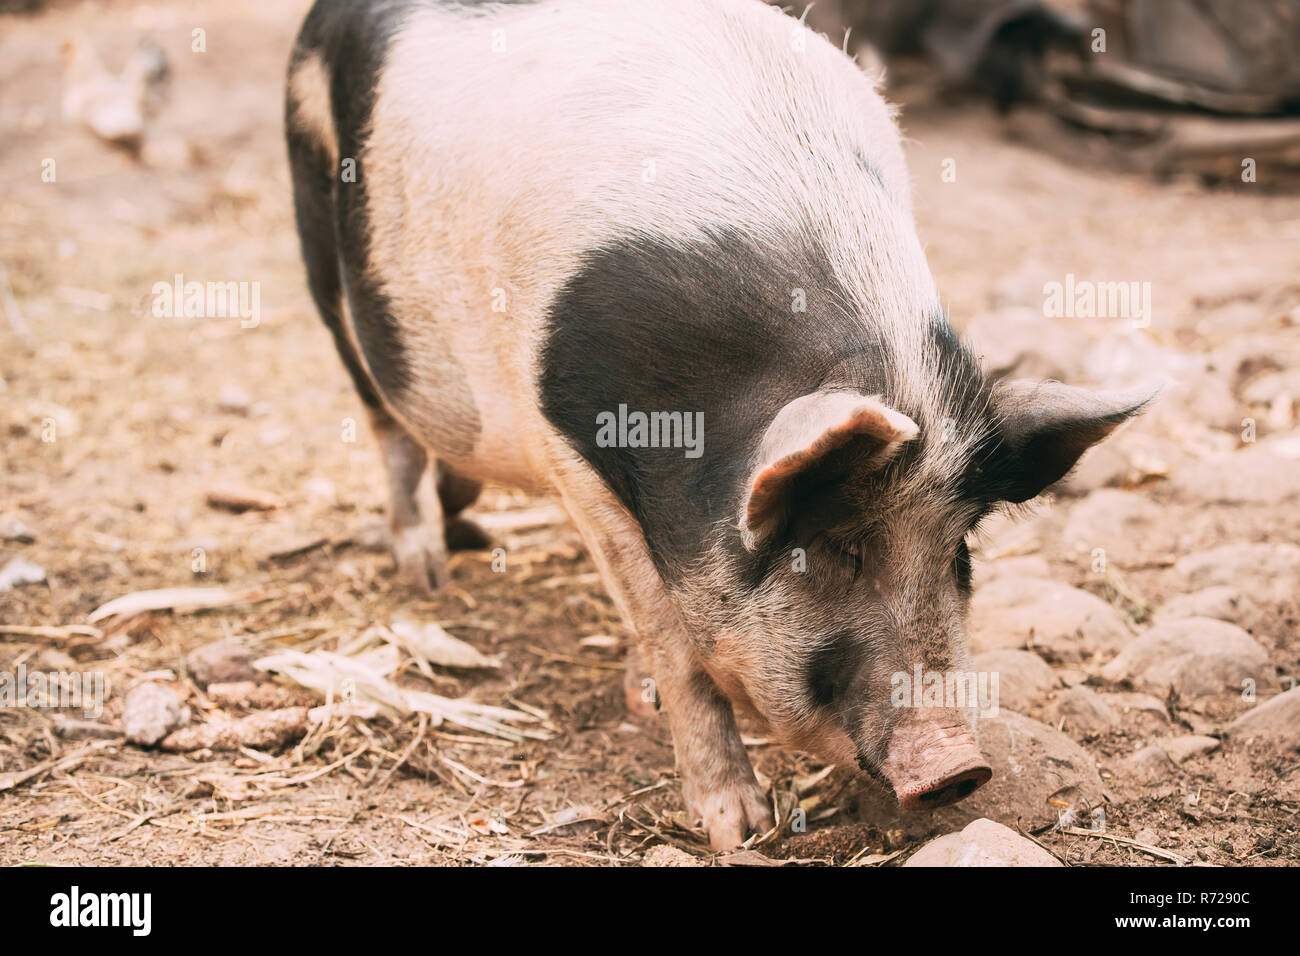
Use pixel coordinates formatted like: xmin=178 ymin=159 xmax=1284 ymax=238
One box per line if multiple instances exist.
xmin=0 ymin=740 xmax=115 ymax=792
xmin=374 ymin=713 xmax=427 ymax=792
xmin=1059 ymin=826 xmax=1190 ymax=865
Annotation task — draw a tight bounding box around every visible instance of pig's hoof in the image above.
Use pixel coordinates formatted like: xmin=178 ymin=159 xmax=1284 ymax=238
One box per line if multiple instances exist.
xmin=621 ymin=647 xmax=658 ymax=720
xmin=622 ymin=666 xmax=659 ymax=721
xmin=392 ymin=525 xmax=450 ymax=592
xmin=687 ymin=778 xmax=775 ymax=852
xmin=444 ymin=515 xmax=493 ymax=551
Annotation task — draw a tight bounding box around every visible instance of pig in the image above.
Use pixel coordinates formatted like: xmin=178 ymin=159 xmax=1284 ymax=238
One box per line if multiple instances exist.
xmin=285 ymin=0 xmax=1150 ymax=850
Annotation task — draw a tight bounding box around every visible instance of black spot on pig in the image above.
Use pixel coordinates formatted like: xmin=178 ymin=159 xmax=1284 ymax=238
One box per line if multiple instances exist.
xmin=807 ymin=631 xmax=861 ymax=708
xmin=540 ymin=228 xmax=884 ymax=581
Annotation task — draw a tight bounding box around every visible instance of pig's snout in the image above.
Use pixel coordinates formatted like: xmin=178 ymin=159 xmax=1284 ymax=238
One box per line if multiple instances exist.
xmin=876 ymin=710 xmax=992 ymax=811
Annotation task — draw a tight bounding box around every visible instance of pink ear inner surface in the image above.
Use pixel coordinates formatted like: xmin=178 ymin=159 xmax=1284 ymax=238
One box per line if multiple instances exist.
xmin=742 ymin=395 xmax=918 ymax=543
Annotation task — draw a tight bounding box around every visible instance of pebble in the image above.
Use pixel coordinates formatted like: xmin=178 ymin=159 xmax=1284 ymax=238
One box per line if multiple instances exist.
xmin=187 ymin=640 xmax=261 ymax=689
xmin=904 ymin=818 xmax=1061 ymax=867
xmin=1100 ymin=617 xmax=1275 ymax=697
xmin=969 ymin=577 xmax=1131 ymax=662
xmin=1227 ymin=686 xmax=1300 ymax=750
xmin=1153 ymin=586 xmax=1256 ymax=626
xmin=122 ymin=682 xmax=188 ymax=746
xmin=971 ymin=649 xmax=1058 ymax=714
xmin=1050 ymin=685 xmax=1120 ymax=737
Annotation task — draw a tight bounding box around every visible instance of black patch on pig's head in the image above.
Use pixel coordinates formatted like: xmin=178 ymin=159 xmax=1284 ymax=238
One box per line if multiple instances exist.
xmin=539 ymin=228 xmax=878 ymax=582
xmin=289 ymin=0 xmax=419 ymax=402
xmin=806 ymin=630 xmax=862 ymax=708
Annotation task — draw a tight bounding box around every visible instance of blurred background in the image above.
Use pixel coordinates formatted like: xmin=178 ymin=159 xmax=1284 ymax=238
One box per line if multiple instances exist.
xmin=0 ymin=1 xmax=1297 ymax=866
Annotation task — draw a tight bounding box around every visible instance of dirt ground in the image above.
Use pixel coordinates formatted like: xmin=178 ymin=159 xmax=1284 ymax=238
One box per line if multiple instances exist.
xmin=1 ymin=0 xmax=1297 ymax=866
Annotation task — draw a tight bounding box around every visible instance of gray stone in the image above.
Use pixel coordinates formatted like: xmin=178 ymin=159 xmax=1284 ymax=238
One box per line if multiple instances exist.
xmin=187 ymin=640 xmax=260 ymax=689
xmin=904 ymin=818 xmax=1060 ymax=867
xmin=1061 ymin=489 xmax=1169 ymax=564
xmin=0 ymin=556 xmax=46 ymax=592
xmin=971 ymin=649 xmax=1058 ymax=714
xmin=1119 ymin=744 xmax=1178 ymax=785
xmin=1097 ymin=692 xmax=1170 ymax=733
xmin=122 ymin=682 xmax=187 ymax=747
xmin=1051 ymin=685 xmax=1120 ymax=738
xmin=1100 ymin=618 xmax=1276 ymax=697
xmin=1153 ymin=587 xmax=1257 ymax=626
xmin=1228 ymin=687 xmax=1300 ymax=750
xmin=969 ymin=577 xmax=1132 ymax=662
xmin=939 ymin=711 xmax=1106 ymax=832
xmin=1172 ymin=543 xmax=1300 ymax=607
xmin=1158 ymin=735 xmax=1221 ymax=764
xmin=1169 ymin=446 xmax=1300 ymax=504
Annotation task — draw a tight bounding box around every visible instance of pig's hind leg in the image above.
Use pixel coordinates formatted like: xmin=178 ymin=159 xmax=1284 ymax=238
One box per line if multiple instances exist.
xmin=287 ymin=109 xmax=454 ymax=591
xmin=367 ymin=409 xmax=451 ymax=591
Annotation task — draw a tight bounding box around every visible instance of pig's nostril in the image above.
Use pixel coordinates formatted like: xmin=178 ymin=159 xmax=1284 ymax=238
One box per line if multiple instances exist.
xmin=900 ymin=765 xmax=992 ymax=810
xmin=918 ymin=776 xmax=976 ymax=804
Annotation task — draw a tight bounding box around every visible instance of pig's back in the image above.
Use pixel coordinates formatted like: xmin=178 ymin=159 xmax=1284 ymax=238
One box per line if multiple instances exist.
xmin=331 ymin=0 xmax=932 ymax=482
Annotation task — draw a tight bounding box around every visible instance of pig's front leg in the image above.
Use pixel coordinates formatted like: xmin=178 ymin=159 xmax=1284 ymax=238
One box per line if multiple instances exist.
xmin=646 ymin=643 xmax=777 ymax=850
xmin=552 ymin=463 xmax=775 ymax=851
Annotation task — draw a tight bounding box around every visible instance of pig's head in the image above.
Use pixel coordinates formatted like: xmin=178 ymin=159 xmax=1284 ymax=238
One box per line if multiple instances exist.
xmin=678 ymin=372 xmax=1151 ymax=811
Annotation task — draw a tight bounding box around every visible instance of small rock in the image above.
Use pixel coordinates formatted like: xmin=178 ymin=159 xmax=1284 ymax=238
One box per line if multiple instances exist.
xmin=1059 ymin=432 xmax=1184 ymax=494
xmin=160 ymin=707 xmax=308 ymax=752
xmin=1050 ymin=685 xmax=1119 ymax=738
xmin=1158 ymin=735 xmax=1220 ymax=764
xmin=641 ymin=845 xmax=704 ymax=867
xmin=1096 ymin=691 xmax=1170 ymax=733
xmin=1169 ymin=447 xmax=1300 ymax=504
xmin=122 ymin=682 xmax=188 ymax=746
xmin=1061 ymin=489 xmax=1169 ymax=564
xmin=216 ymin=383 xmax=253 ymax=415
xmin=1172 ymin=543 xmax=1300 ymax=606
xmin=904 ymin=818 xmax=1060 ymax=867
xmin=969 ymin=577 xmax=1131 ymax=662
xmin=0 ymin=517 xmax=36 ymax=543
xmin=187 ymin=640 xmax=260 ymax=688
xmin=1240 ymin=367 xmax=1300 ymax=406
xmin=206 ymin=681 xmax=311 ymax=709
xmin=1153 ymin=587 xmax=1256 ymax=626
xmin=1152 ymin=371 xmax=1242 ymax=433
xmin=1100 ymin=618 xmax=1276 ymax=697
xmin=1227 ymin=686 xmax=1300 ymax=750
xmin=0 ymin=556 xmax=46 ymax=592
xmin=1120 ymin=744 xmax=1178 ymax=785
xmin=971 ymin=649 xmax=1058 ymax=714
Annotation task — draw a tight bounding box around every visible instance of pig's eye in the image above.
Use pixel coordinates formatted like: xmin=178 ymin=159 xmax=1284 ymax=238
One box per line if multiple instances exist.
xmin=839 ymin=542 xmax=864 ymax=577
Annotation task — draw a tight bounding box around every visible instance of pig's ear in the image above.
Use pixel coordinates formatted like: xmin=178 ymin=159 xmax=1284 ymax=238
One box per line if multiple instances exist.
xmin=988 ymin=380 xmax=1156 ymax=503
xmin=740 ymin=392 xmax=918 ymax=550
